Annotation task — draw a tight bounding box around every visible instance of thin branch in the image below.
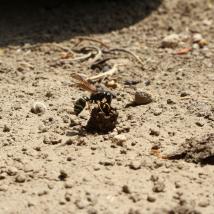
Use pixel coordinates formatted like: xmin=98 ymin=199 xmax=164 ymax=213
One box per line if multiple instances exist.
xmin=73 ymin=36 xmax=110 ymax=48
xmin=104 ymin=48 xmax=144 ymax=67
xmin=87 ymin=64 xmax=118 ymax=81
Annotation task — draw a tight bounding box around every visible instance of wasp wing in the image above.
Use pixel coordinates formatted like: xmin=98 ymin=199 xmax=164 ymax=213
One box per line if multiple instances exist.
xmin=71 ymin=73 xmax=97 ymax=92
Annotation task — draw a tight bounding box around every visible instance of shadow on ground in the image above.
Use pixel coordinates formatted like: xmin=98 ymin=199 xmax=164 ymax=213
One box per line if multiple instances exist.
xmin=0 ymin=0 xmax=162 ymax=47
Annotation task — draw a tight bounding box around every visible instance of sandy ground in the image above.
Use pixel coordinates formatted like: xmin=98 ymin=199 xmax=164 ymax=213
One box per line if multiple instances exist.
xmin=0 ymin=0 xmax=214 ymax=213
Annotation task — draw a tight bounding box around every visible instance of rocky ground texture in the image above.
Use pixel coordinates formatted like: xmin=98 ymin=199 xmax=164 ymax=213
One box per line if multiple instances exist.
xmin=0 ymin=0 xmax=214 ymax=213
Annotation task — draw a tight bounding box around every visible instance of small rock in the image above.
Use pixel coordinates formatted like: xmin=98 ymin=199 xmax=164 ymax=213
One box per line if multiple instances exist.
xmin=0 ymin=184 xmax=8 ymax=192
xmin=175 ymin=181 xmax=181 ymax=189
xmin=15 ymin=174 xmax=26 ymax=183
xmin=150 ymin=129 xmax=160 ymax=136
xmin=147 ymin=195 xmax=156 ymax=202
xmin=134 ymin=90 xmax=152 ymax=105
xmin=7 ymin=166 xmax=18 ymax=176
xmin=122 ymin=185 xmax=131 ymax=194
xmin=193 ymin=33 xmax=203 ymax=43
xmin=64 ymin=181 xmax=73 ymax=189
xmin=75 ymin=198 xmax=89 ymax=209
xmin=167 ymin=99 xmax=176 ymax=104
xmin=31 ymin=102 xmax=47 ymax=115
xmin=58 ymin=170 xmax=68 ymax=181
xmin=43 ymin=134 xmax=62 ymax=145
xmin=195 ymin=121 xmax=204 ymax=127
xmin=198 ymin=200 xmax=209 ymax=207
xmin=161 ymin=34 xmax=180 ymax=48
xmin=180 ymin=92 xmax=189 ymax=97
xmin=0 ymin=173 xmax=7 ymax=180
xmin=45 ymin=91 xmax=53 ymax=98
xmin=3 ymin=125 xmax=10 ymax=132
xmin=87 ymin=207 xmax=98 ymax=214
xmin=152 ymin=181 xmax=165 ymax=193
xmin=129 ymin=160 xmax=141 ymax=170
xmin=112 ymin=134 xmax=127 ymax=146
xmin=65 ymin=192 xmax=72 ymax=202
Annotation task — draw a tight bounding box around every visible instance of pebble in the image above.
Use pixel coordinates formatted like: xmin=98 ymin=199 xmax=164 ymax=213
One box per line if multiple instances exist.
xmin=193 ymin=33 xmax=203 ymax=43
xmin=149 ymin=129 xmax=160 ymax=136
xmin=167 ymin=99 xmax=176 ymax=105
xmin=152 ymin=181 xmax=165 ymax=193
xmin=65 ymin=192 xmax=72 ymax=201
xmin=3 ymin=125 xmax=10 ymax=132
xmin=147 ymin=195 xmax=156 ymax=202
xmin=75 ymin=198 xmax=89 ymax=209
xmin=195 ymin=121 xmax=204 ymax=127
xmin=58 ymin=170 xmax=68 ymax=181
xmin=87 ymin=207 xmax=98 ymax=214
xmin=112 ymin=134 xmax=127 ymax=146
xmin=198 ymin=200 xmax=209 ymax=207
xmin=64 ymin=181 xmax=73 ymax=189
xmin=15 ymin=174 xmax=26 ymax=183
xmin=0 ymin=173 xmax=7 ymax=180
xmin=134 ymin=90 xmax=152 ymax=105
xmin=122 ymin=185 xmax=131 ymax=194
xmin=43 ymin=134 xmax=62 ymax=145
xmin=0 ymin=184 xmax=8 ymax=192
xmin=31 ymin=101 xmax=47 ymax=115
xmin=161 ymin=34 xmax=180 ymax=48
xmin=129 ymin=160 xmax=142 ymax=170
xmin=7 ymin=166 xmax=18 ymax=176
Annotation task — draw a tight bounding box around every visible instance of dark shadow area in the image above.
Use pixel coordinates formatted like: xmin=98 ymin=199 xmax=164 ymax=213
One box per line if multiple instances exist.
xmin=0 ymin=0 xmax=162 ymax=47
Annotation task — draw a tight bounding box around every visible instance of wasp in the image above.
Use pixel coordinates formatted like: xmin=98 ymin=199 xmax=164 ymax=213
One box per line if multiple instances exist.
xmin=72 ymin=73 xmax=115 ymax=115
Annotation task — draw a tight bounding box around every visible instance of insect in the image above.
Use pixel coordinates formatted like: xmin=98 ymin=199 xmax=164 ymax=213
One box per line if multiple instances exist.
xmin=72 ymin=73 xmax=114 ymax=115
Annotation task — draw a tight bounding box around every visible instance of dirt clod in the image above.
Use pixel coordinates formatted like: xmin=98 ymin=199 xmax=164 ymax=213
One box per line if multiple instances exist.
xmin=86 ymin=106 xmax=118 ymax=133
xmin=166 ymin=133 xmax=214 ymax=164
xmin=134 ymin=90 xmax=153 ymax=105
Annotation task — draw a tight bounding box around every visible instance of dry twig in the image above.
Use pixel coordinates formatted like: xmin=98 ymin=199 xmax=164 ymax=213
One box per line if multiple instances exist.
xmin=87 ymin=64 xmax=118 ymax=81
xmin=73 ymin=36 xmax=109 ymax=48
xmin=104 ymin=48 xmax=144 ymax=67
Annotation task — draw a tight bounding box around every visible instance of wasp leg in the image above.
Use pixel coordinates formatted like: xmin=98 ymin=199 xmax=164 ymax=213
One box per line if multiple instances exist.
xmin=97 ymin=101 xmax=106 ymax=114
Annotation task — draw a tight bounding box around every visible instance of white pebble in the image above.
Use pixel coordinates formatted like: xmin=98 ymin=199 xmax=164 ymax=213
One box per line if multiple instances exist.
xmin=193 ymin=33 xmax=203 ymax=43
xmin=31 ymin=102 xmax=47 ymax=114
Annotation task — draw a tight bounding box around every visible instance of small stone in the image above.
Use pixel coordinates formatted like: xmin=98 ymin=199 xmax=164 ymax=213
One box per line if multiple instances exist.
xmin=3 ymin=125 xmax=10 ymax=132
xmin=147 ymin=195 xmax=156 ymax=202
xmin=87 ymin=207 xmax=98 ymax=214
xmin=31 ymin=102 xmax=47 ymax=115
xmin=75 ymin=198 xmax=89 ymax=209
xmin=195 ymin=121 xmax=204 ymax=127
xmin=0 ymin=173 xmax=7 ymax=180
xmin=134 ymin=90 xmax=152 ymax=105
xmin=152 ymin=181 xmax=165 ymax=193
xmin=43 ymin=134 xmax=62 ymax=145
xmin=153 ymin=108 xmax=162 ymax=116
xmin=193 ymin=33 xmax=203 ymax=43
xmin=7 ymin=166 xmax=18 ymax=176
xmin=15 ymin=174 xmax=26 ymax=183
xmin=122 ymin=185 xmax=131 ymax=194
xmin=175 ymin=181 xmax=181 ymax=188
xmin=45 ymin=91 xmax=53 ymax=98
xmin=64 ymin=181 xmax=73 ymax=189
xmin=192 ymin=43 xmax=200 ymax=50
xmin=112 ymin=134 xmax=127 ymax=146
xmin=150 ymin=129 xmax=160 ymax=136
xmin=58 ymin=170 xmax=68 ymax=181
xmin=198 ymin=200 xmax=209 ymax=207
xmin=38 ymin=190 xmax=48 ymax=196
xmin=0 ymin=184 xmax=8 ymax=192
xmin=129 ymin=160 xmax=141 ymax=170
xmin=167 ymin=99 xmax=176 ymax=104
xmin=161 ymin=34 xmax=180 ymax=48
xmin=180 ymin=92 xmax=189 ymax=97
xmin=65 ymin=192 xmax=72 ymax=202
